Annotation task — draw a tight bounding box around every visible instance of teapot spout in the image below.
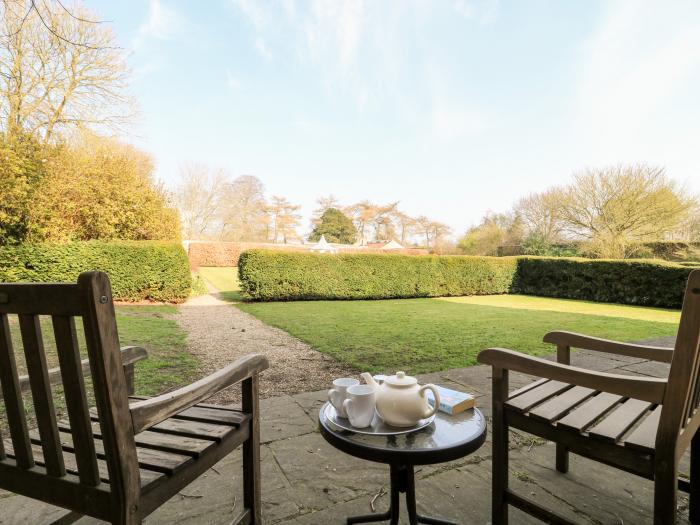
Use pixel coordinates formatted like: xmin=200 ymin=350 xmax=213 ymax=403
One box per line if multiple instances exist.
xmin=361 ymin=372 xmax=378 ymax=390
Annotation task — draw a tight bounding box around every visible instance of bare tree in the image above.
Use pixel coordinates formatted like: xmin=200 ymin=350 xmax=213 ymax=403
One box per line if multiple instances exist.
xmin=311 ymin=194 xmax=340 ymax=227
xmin=430 ymin=221 xmax=452 ymax=246
xmin=268 ymin=195 xmax=301 ymax=243
xmin=218 ymin=175 xmax=269 ymax=241
xmin=345 ymin=200 xmax=378 ymax=245
xmin=372 ymin=202 xmax=398 ymax=241
xmin=0 ymin=1 xmax=134 ymax=142
xmin=559 ymin=164 xmax=694 ymax=258
xmin=393 ymin=211 xmax=416 ymax=245
xmin=457 ymin=212 xmax=521 ymax=255
xmin=175 ymin=163 xmax=228 ymax=239
xmin=414 ymin=215 xmax=434 ymax=247
xmin=515 ymin=187 xmax=566 ymax=244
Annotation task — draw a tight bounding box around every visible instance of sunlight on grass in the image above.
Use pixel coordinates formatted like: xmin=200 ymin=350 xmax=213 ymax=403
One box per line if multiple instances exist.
xmin=199 ymin=266 xmax=242 ymax=301
xmin=438 ymin=294 xmax=681 ymax=324
xmin=237 ymin=297 xmax=679 ymax=375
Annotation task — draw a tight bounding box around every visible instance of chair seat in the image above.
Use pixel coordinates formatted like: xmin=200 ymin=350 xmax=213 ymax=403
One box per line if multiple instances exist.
xmin=4 ymin=400 xmax=250 ymax=494
xmin=506 ymin=379 xmax=661 ymax=454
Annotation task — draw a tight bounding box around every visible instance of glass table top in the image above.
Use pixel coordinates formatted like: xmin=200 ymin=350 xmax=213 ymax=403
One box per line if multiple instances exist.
xmin=319 ymin=402 xmax=486 ymax=455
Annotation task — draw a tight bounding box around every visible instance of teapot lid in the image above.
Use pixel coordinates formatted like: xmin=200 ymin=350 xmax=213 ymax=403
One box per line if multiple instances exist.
xmin=384 ymin=371 xmax=417 ymax=387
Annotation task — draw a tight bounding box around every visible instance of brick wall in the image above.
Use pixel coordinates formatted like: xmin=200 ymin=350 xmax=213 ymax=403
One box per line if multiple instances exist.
xmin=186 ymin=241 xmax=429 ymax=268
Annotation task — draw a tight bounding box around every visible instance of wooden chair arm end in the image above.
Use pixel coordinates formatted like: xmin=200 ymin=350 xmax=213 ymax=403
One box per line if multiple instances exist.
xmin=120 ymin=346 xmax=148 ymax=367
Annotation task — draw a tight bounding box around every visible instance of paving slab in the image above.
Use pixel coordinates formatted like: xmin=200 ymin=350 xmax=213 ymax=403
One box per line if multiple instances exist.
xmin=261 ymin=394 xmax=317 ymax=443
xmin=617 ymin=359 xmax=672 ymax=378
xmin=1 ymin=347 xmax=691 ymax=525
xmin=268 ymin=432 xmax=388 ymax=510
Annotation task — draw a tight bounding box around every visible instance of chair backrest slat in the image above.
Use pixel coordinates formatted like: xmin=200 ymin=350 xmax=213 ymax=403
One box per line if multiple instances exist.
xmin=18 ymin=314 xmax=66 ymax=478
xmin=659 ymin=270 xmax=700 ymax=451
xmin=78 ymin=272 xmax=140 ymax=515
xmin=0 ymin=284 xmax=84 ymax=316
xmin=0 ymin=313 xmax=34 ymax=469
xmin=52 ymin=315 xmax=100 ymax=486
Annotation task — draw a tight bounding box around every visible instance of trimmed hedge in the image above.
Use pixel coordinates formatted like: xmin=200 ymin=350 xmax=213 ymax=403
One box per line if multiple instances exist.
xmin=514 ymin=257 xmax=693 ymax=308
xmin=238 ymin=250 xmax=518 ymax=301
xmin=0 ymin=241 xmax=191 ymax=302
xmin=238 ymin=250 xmax=695 ymax=308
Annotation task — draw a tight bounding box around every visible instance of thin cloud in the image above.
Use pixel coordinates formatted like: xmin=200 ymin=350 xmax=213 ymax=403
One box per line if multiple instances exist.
xmin=255 ymin=37 xmax=273 ymax=60
xmin=133 ymin=0 xmax=184 ymax=48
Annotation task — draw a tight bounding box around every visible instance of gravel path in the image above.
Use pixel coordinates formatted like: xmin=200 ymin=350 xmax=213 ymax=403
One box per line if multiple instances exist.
xmin=177 ymin=290 xmax=356 ymax=404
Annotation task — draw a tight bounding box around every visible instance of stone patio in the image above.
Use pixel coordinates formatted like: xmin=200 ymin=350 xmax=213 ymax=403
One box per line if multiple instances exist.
xmin=1 ymin=337 xmax=690 ymax=524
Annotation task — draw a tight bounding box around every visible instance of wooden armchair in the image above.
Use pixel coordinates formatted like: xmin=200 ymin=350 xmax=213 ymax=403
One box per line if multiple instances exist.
xmin=478 ymin=269 xmax=700 ymax=525
xmin=0 ymin=271 xmax=269 ymax=524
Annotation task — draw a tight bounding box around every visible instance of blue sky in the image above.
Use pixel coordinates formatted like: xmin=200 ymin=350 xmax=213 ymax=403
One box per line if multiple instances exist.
xmin=90 ymin=0 xmax=700 ymax=237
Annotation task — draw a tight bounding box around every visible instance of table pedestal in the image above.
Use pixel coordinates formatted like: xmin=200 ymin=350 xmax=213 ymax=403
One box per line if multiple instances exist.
xmin=347 ymin=464 xmax=457 ymax=525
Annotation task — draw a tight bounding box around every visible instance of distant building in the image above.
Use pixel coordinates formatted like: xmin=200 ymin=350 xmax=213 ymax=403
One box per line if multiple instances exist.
xmin=309 ymin=235 xmax=338 ymax=253
xmin=365 ymin=240 xmax=404 ymax=250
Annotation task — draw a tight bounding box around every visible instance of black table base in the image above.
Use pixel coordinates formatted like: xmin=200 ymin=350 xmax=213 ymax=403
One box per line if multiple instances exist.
xmin=347 ymin=464 xmax=456 ymax=525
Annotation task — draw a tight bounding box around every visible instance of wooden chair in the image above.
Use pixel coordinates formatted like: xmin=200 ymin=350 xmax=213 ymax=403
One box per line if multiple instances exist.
xmin=478 ymin=269 xmax=700 ymax=525
xmin=0 ymin=271 xmax=269 ymax=524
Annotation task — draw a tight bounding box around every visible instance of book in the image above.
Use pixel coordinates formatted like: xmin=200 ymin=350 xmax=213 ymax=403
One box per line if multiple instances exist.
xmin=425 ymin=385 xmax=475 ymax=415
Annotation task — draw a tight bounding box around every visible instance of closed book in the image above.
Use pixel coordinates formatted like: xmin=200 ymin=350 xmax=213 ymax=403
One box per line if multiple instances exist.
xmin=425 ymin=385 xmax=475 ymax=415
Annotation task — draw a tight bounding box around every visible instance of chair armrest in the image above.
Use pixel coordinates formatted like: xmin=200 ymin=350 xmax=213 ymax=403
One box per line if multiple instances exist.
xmin=19 ymin=345 xmax=148 ymax=394
xmin=129 ymin=353 xmax=269 ymax=433
xmin=477 ymin=348 xmax=667 ymax=403
xmin=544 ymin=331 xmax=674 ymax=364
xmin=120 ymin=346 xmax=149 ymax=367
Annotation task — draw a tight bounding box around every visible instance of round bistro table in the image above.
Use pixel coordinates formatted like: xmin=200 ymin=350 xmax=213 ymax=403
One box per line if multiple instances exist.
xmin=318 ymin=402 xmax=487 ymax=525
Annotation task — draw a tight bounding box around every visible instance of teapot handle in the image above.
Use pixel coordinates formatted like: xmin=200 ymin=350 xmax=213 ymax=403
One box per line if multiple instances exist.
xmin=419 ymin=384 xmax=440 ymax=418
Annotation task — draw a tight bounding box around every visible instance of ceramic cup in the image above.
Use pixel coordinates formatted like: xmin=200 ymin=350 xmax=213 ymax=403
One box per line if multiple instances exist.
xmin=328 ymin=378 xmax=359 ymax=418
xmin=342 ymin=384 xmax=376 ymax=428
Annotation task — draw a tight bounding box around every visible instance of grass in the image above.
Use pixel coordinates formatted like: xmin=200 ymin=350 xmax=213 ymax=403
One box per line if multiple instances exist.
xmin=190 ymin=272 xmax=210 ymax=297
xmin=115 ymin=305 xmax=199 ymax=395
xmin=439 ymin=295 xmax=681 ymax=324
xmin=193 ymin=265 xmax=680 ymax=375
xmin=199 ymin=266 xmax=243 ymax=302
xmin=2 ymin=305 xmax=198 ymax=432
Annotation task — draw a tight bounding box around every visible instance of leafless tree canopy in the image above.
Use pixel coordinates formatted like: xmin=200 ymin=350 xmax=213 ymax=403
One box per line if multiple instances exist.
xmin=0 ymin=0 xmax=134 ymax=142
xmin=460 ymin=163 xmax=698 ymax=258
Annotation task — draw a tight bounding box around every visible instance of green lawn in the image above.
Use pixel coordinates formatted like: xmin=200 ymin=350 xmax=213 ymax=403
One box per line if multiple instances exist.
xmin=199 ymin=266 xmax=243 ymax=301
xmin=2 ymin=305 xmax=198 ymax=432
xmin=197 ymin=265 xmax=680 ymax=375
xmin=115 ymin=305 xmax=199 ymax=395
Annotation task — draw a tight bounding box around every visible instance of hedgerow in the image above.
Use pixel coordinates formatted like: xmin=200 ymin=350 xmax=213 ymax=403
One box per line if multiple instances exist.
xmin=239 ymin=250 xmax=694 ymax=308
xmin=238 ymin=250 xmax=518 ymax=301
xmin=0 ymin=241 xmax=191 ymax=302
xmin=513 ymin=257 xmax=692 ymax=308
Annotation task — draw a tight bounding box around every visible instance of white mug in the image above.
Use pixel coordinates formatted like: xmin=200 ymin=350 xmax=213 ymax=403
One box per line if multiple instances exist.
xmin=343 ymin=384 xmax=376 ymax=428
xmin=328 ymin=378 xmax=359 ymax=418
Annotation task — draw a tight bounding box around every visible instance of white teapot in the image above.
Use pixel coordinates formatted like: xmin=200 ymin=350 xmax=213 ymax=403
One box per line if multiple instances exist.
xmin=361 ymin=371 xmax=440 ymax=427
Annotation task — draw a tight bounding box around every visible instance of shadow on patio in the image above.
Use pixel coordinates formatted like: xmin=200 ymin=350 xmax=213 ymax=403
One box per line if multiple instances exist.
xmin=2 ymin=337 xmax=688 ymax=525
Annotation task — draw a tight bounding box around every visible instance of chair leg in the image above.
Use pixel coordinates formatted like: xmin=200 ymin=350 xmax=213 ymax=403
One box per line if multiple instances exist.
xmin=554 ymin=344 xmax=570 ymax=474
xmin=492 ymin=368 xmax=509 ymax=525
xmin=654 ymin=455 xmax=678 ymax=525
xmin=242 ymin=375 xmax=262 ymax=525
xmin=556 ymin=444 xmax=569 ymax=473
xmin=691 ymin=433 xmax=700 ymax=524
